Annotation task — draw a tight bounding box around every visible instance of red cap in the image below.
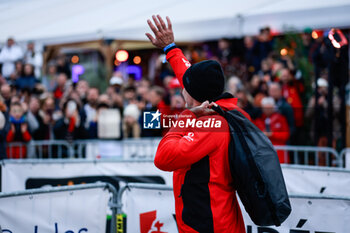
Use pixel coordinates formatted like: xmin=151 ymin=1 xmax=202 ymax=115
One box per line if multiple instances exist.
xmin=169 ymin=78 xmax=181 ymax=89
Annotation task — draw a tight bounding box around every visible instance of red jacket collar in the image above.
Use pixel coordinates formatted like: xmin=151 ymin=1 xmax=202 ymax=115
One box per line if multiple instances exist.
xmin=215 ymin=97 xmax=238 ymax=111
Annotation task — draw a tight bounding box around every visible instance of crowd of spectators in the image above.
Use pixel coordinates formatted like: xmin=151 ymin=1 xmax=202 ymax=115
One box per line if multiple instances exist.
xmin=0 ymin=27 xmax=345 ymax=161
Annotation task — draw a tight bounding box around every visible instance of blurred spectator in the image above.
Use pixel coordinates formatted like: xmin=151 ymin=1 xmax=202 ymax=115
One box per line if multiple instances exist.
xmin=305 ymin=78 xmax=341 ymax=150
xmin=280 ymin=68 xmax=304 ymax=128
xmin=108 ymin=74 xmax=124 ymax=108
xmin=254 ymin=97 xmax=290 ymax=163
xmin=109 ymin=73 xmax=124 ymax=93
xmin=244 ymin=36 xmax=258 ymax=74
xmin=15 ymin=63 xmax=38 ymax=90
xmin=217 ymin=38 xmax=232 ymax=65
xmin=227 ymin=76 xmax=243 ymax=95
xmin=56 ymin=55 xmax=71 ymax=78
xmin=123 ymin=104 xmax=141 ymax=138
xmin=24 ymin=41 xmax=43 ymax=78
xmin=268 ymin=82 xmax=295 ymax=136
xmin=168 ymin=77 xmax=181 ymax=94
xmin=146 ymin=86 xmax=167 ymax=111
xmin=41 ymin=61 xmax=57 ymax=91
xmin=6 ymin=102 xmax=32 ymax=158
xmin=136 ymin=78 xmax=151 ymax=100
xmin=236 ymin=90 xmax=261 ymax=120
xmin=53 ymin=73 xmax=68 ymax=103
xmin=87 ymin=102 xmax=109 ymax=139
xmin=252 ymin=27 xmax=273 ymax=70
xmin=1 ymin=84 xmax=12 ymax=110
xmin=301 ymin=28 xmax=317 ymax=60
xmin=8 ymin=60 xmax=24 ymax=85
xmin=170 ymin=94 xmax=185 ymax=115
xmin=76 ymin=80 xmax=89 ymax=105
xmin=0 ymin=38 xmax=23 ymax=79
xmin=0 ymin=96 xmax=9 ymax=159
xmin=54 ymin=99 xmax=88 ymax=141
xmin=142 ymin=86 xmax=167 ymax=137
xmin=98 ymin=94 xmax=112 ymax=107
xmin=84 ymin=87 xmax=99 ymax=129
xmin=123 ymin=86 xmax=137 ymax=106
xmin=126 ymin=75 xmax=136 ymax=87
xmin=27 ymin=96 xmax=44 ymax=140
xmin=40 ymin=96 xmax=58 ymax=140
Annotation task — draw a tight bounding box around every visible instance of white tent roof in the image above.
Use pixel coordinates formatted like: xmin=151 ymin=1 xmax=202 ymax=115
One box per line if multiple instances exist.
xmin=1 ymin=0 xmax=350 ymax=45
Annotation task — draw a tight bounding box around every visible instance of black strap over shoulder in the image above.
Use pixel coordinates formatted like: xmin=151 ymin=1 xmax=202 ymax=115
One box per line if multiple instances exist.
xmin=212 ymin=104 xmax=225 ymax=117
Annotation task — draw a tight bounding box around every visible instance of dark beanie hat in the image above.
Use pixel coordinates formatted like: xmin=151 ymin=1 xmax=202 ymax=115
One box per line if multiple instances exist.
xmin=183 ymin=60 xmax=225 ymax=102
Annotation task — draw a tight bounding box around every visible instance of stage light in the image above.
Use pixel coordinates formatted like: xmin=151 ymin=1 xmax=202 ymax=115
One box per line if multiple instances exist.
xmin=133 ymin=56 xmax=141 ymax=64
xmin=280 ymin=48 xmax=288 ymax=56
xmin=115 ymin=50 xmax=129 ymax=62
xmin=71 ymin=55 xmax=79 ymax=64
xmin=312 ymin=31 xmax=318 ymax=39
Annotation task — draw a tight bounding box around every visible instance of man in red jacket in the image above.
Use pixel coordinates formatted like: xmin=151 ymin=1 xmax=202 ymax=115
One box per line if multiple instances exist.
xmin=254 ymin=97 xmax=290 ymax=163
xmin=146 ymin=15 xmax=246 ymax=233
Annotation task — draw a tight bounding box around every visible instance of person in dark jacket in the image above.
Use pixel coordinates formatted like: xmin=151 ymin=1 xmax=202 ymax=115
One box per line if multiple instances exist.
xmin=27 ymin=96 xmax=45 ymax=140
xmin=146 ymin=15 xmax=246 ymax=233
xmin=15 ymin=63 xmax=38 ymax=91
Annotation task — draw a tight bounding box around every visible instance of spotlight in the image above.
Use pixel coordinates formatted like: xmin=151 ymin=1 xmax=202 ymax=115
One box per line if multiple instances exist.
xmin=115 ymin=50 xmax=129 ymax=62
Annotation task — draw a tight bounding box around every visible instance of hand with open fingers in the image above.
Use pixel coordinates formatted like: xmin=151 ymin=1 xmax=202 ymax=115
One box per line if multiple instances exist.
xmin=146 ymin=15 xmax=174 ymax=49
xmin=189 ymin=101 xmax=218 ymax=118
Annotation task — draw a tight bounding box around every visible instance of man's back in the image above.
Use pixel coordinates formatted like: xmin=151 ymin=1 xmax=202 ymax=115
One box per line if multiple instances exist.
xmin=155 ymin=106 xmax=246 ymax=233
xmin=147 ymin=15 xmax=246 ymax=232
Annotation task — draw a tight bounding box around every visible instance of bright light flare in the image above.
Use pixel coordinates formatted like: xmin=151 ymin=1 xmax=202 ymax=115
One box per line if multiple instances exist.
xmin=115 ymin=50 xmax=129 ymax=62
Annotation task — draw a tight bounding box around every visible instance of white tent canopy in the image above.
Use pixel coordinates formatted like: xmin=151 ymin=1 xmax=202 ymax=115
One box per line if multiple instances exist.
xmin=1 ymin=0 xmax=350 ymax=45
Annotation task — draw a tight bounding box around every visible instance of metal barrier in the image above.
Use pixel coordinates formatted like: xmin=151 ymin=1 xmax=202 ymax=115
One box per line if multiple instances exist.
xmin=274 ymin=145 xmax=342 ymax=167
xmin=73 ymin=138 xmax=161 ymax=159
xmin=0 ymin=182 xmax=118 ymax=233
xmin=116 ymin=182 xmax=350 ymax=233
xmin=7 ymin=138 xmax=161 ymax=159
xmin=6 ymin=139 xmax=349 ymax=167
xmin=117 ymin=183 xmax=172 ymax=215
xmin=6 ymin=142 xmax=27 ymax=159
xmin=340 ymin=148 xmax=350 ymax=168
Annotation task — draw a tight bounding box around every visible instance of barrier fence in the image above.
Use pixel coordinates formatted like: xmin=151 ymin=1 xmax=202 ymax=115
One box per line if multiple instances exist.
xmin=340 ymin=148 xmax=350 ymax=168
xmin=7 ymin=138 xmax=161 ymax=160
xmin=116 ymin=183 xmax=350 ymax=233
xmin=0 ymin=182 xmax=118 ymax=233
xmin=6 ymin=139 xmax=349 ymax=168
xmin=1 ymin=168 xmax=350 ymax=232
xmin=274 ymin=145 xmax=342 ymax=167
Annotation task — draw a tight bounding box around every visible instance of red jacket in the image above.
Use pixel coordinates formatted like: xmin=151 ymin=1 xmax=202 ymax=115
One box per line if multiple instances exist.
xmin=6 ymin=128 xmax=31 ymax=159
xmin=254 ymin=112 xmax=290 ymax=163
xmin=155 ymin=48 xmax=246 ymax=233
xmin=282 ymin=84 xmax=303 ymax=127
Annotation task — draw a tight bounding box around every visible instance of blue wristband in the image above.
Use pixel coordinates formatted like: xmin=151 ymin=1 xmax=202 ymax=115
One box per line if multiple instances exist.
xmin=163 ymin=43 xmax=176 ymax=52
